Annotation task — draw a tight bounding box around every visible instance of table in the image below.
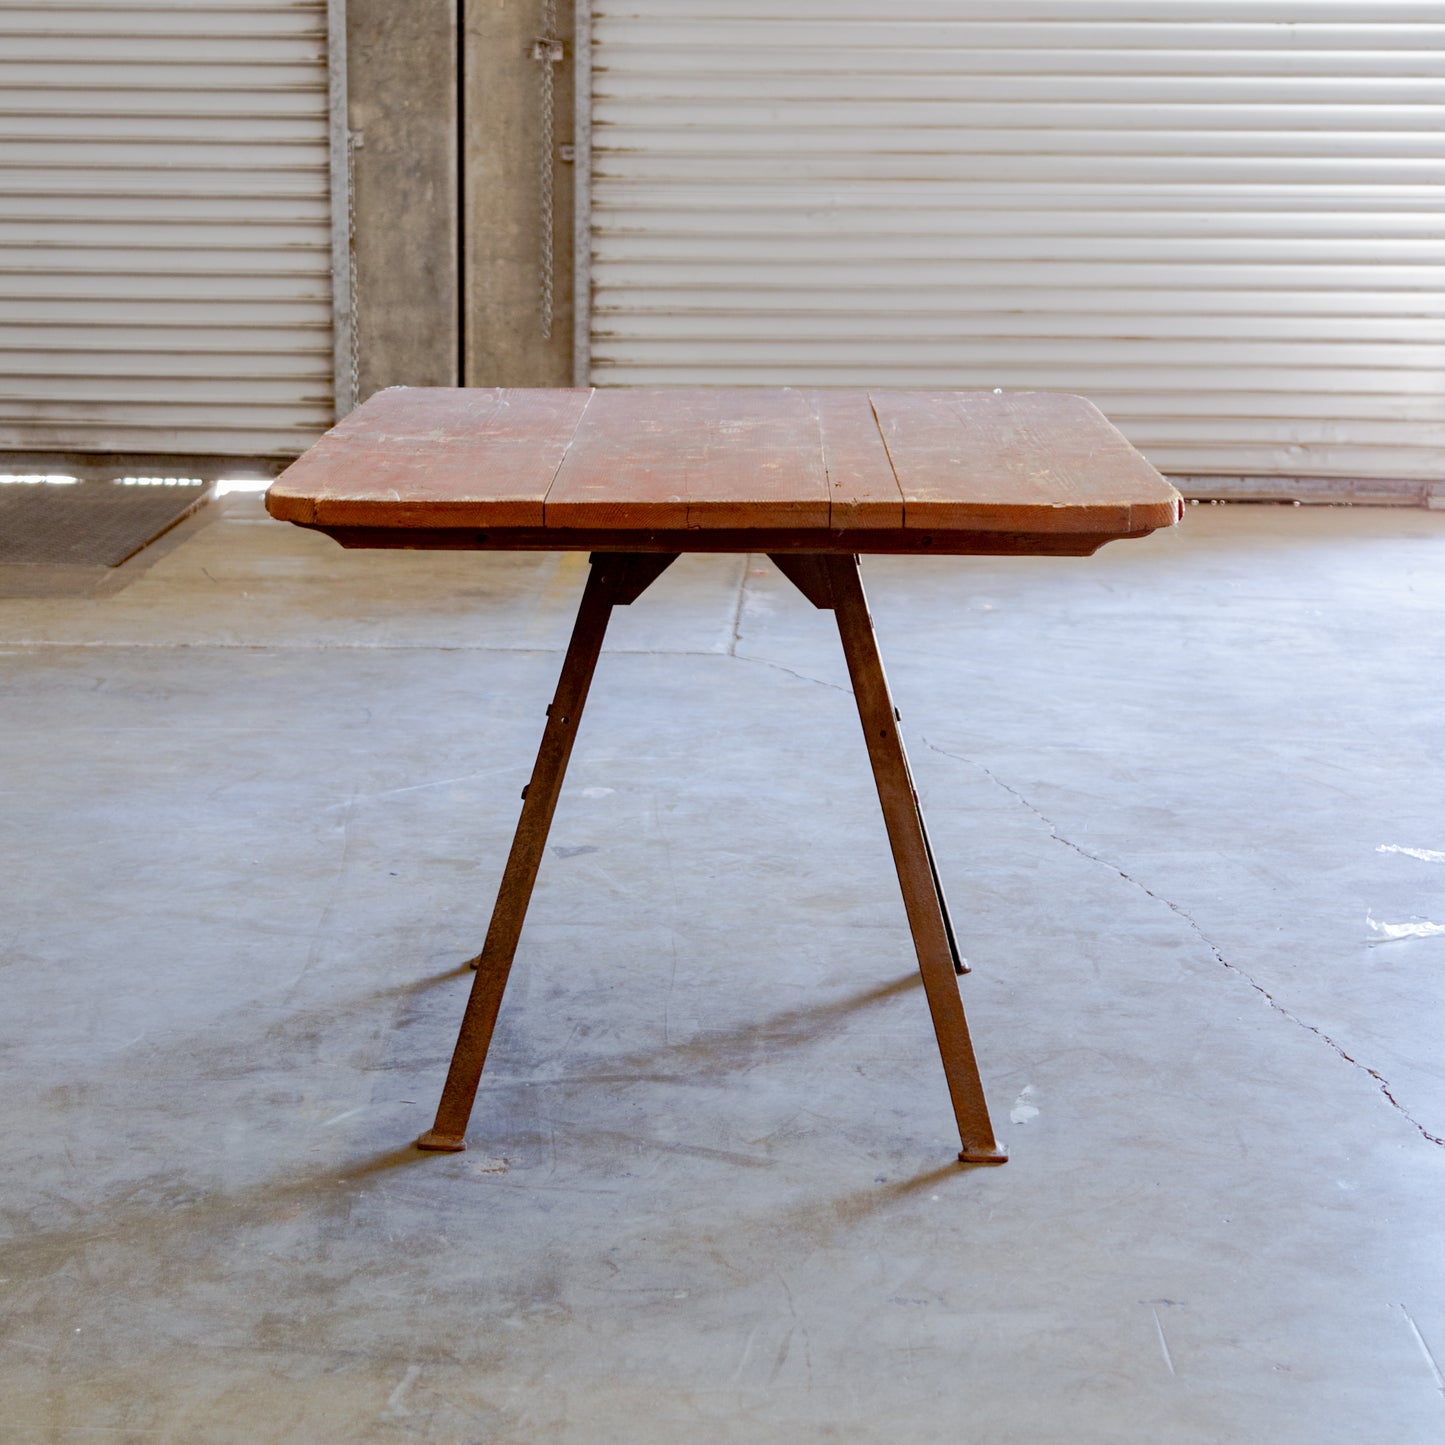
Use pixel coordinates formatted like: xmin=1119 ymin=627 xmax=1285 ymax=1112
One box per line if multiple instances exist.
xmin=267 ymin=387 xmax=1182 ymax=1165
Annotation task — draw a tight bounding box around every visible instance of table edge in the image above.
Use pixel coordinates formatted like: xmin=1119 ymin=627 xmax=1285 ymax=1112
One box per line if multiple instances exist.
xmin=285 ymin=522 xmax=1174 ymax=558
xmin=266 ymin=492 xmax=1185 ymax=537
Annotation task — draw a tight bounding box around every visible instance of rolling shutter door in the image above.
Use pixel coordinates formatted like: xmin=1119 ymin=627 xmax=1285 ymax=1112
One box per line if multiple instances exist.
xmin=0 ymin=0 xmax=337 ymax=459
xmin=586 ymin=1 xmax=1445 ymax=481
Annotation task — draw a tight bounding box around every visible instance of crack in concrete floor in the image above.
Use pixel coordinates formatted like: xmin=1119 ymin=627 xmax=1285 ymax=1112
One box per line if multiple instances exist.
xmin=922 ymin=738 xmax=1445 ymax=1151
xmin=733 ymin=653 xmax=850 ymax=695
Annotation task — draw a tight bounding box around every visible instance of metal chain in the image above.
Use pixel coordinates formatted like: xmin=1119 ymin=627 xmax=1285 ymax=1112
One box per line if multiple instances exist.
xmin=346 ymin=128 xmax=360 ymax=408
xmin=532 ymin=0 xmax=564 ymax=341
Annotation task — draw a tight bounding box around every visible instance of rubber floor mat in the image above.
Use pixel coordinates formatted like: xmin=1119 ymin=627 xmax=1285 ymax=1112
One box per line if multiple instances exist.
xmin=0 ymin=481 xmax=210 ymax=567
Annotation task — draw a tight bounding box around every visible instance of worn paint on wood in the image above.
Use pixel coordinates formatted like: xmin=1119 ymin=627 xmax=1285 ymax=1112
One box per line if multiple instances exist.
xmin=266 ymin=387 xmax=593 ymax=529
xmin=266 ymin=385 xmax=1182 ymax=544
xmin=871 ymin=391 xmax=1181 ymax=534
xmin=806 ymin=389 xmax=904 ymax=531
xmin=543 ymin=388 xmax=830 ymax=530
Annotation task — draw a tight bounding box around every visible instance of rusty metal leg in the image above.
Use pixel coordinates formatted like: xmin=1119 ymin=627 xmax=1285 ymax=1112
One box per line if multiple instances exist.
xmin=769 ymin=552 xmax=966 ymax=975
xmin=418 ymin=552 xmax=676 ymax=1152
xmin=823 ymin=553 xmax=1006 ymax=1164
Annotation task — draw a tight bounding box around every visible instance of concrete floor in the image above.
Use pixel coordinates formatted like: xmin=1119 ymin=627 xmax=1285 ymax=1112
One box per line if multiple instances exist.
xmin=1 ymin=495 xmax=1443 ymax=1443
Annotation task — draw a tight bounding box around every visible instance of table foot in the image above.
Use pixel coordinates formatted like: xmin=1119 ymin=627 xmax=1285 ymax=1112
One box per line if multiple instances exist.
xmin=958 ymin=1145 xmax=1009 ymax=1165
xmin=417 ymin=1129 xmax=467 ymax=1152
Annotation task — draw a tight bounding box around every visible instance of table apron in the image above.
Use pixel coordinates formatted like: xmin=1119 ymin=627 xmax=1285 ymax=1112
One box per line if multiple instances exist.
xmin=303 ymin=524 xmax=1150 ymax=558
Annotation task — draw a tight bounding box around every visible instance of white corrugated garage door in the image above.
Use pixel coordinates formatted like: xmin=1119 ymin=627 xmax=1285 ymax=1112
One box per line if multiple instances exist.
xmin=0 ymin=0 xmax=338 ymax=459
xmin=585 ymin=0 xmax=1445 ymax=481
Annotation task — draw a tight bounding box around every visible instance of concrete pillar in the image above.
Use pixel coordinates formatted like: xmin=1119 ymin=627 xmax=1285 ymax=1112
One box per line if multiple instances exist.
xmin=462 ymin=0 xmax=577 ymax=387
xmin=346 ymin=0 xmax=462 ymax=401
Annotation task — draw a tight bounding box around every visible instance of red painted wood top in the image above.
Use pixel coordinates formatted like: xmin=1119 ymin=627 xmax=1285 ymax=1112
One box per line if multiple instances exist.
xmin=266 ymin=387 xmax=1182 ymax=554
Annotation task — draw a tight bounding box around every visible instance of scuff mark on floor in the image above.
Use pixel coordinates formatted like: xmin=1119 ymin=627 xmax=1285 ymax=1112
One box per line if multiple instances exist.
xmin=774 ymin=1270 xmax=814 ymax=1391
xmin=382 ymin=1363 xmax=422 ymax=1418
xmin=1366 ymin=914 xmax=1445 ymax=944
xmin=323 ymin=765 xmax=522 ymax=807
xmin=283 ymin=783 xmax=360 ymax=1003
xmin=1399 ymin=1304 xmax=1445 ymax=1396
xmin=728 ymin=554 xmax=751 ymax=657
xmin=923 ymin=738 xmax=1445 ymax=1150
xmin=1150 ymin=1305 xmax=1177 ymax=1377
xmin=731 ymin=1320 xmax=762 ymax=1384
xmin=1378 ymin=844 xmax=1445 ymax=865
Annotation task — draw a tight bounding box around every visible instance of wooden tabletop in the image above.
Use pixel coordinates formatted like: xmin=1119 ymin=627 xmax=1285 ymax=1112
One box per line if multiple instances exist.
xmin=266 ymin=387 xmax=1182 ymax=556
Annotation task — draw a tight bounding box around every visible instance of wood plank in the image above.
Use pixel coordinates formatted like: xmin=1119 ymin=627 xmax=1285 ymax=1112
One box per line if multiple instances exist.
xmin=869 ymin=391 xmax=1181 ymax=534
xmin=266 ymin=387 xmax=594 ymax=529
xmin=803 ymin=389 xmax=904 ymax=531
xmin=543 ymin=388 xmax=830 ymax=530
